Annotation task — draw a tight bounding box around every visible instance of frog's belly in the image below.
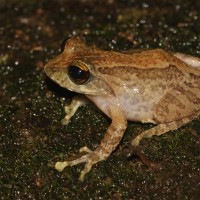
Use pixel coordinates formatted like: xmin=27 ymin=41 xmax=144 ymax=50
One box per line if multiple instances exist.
xmin=87 ymin=94 xmax=159 ymax=124
xmin=119 ymin=95 xmax=158 ymax=124
xmin=123 ymin=102 xmax=156 ymax=123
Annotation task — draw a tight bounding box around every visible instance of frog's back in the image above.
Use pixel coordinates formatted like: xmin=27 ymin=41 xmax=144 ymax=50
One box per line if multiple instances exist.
xmin=96 ymin=49 xmax=200 ymax=123
xmin=93 ymin=48 xmax=200 ymax=76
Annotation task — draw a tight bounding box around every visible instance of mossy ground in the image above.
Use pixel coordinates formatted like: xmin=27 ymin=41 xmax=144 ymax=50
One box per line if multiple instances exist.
xmin=0 ymin=0 xmax=200 ymax=199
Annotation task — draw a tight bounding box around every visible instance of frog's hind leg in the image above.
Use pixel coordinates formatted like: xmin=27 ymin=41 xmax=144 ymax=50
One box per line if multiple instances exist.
xmin=173 ymin=52 xmax=200 ymax=69
xmin=131 ymin=113 xmax=199 ymax=148
xmin=132 ymin=84 xmax=200 ymax=148
xmin=129 ymin=113 xmax=199 ymax=168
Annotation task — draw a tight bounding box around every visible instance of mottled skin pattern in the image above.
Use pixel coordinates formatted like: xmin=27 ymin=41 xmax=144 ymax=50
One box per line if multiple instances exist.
xmin=44 ymin=37 xmax=200 ymax=181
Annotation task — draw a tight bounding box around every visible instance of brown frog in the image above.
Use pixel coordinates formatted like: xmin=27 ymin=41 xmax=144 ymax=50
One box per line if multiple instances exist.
xmin=45 ymin=36 xmax=200 ymax=181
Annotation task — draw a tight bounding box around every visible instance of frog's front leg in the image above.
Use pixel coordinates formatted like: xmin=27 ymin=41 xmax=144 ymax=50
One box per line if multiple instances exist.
xmin=61 ymin=95 xmax=89 ymax=125
xmin=55 ymin=105 xmax=127 ymax=181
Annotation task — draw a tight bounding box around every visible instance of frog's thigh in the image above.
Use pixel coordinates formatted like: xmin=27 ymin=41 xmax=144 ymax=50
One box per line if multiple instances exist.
xmin=132 ymin=110 xmax=200 ymax=147
xmin=154 ymin=85 xmax=200 ymax=123
xmin=131 ymin=85 xmax=200 ymax=147
xmin=61 ymin=95 xmax=89 ymax=125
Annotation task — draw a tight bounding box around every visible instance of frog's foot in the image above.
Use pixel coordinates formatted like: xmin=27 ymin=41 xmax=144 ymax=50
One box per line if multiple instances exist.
xmin=61 ymin=95 xmax=88 ymax=125
xmin=55 ymin=146 xmax=101 ymax=181
xmin=126 ymin=146 xmax=160 ymax=169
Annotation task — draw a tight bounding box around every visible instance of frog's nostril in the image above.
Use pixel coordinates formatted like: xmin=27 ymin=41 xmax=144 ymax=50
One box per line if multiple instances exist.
xmin=44 ymin=66 xmax=56 ymax=77
xmin=52 ymin=67 xmax=57 ymax=72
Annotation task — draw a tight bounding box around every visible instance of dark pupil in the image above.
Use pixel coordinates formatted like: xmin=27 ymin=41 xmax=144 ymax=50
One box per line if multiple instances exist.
xmin=68 ymin=65 xmax=89 ymax=84
xmin=69 ymin=65 xmax=84 ymax=79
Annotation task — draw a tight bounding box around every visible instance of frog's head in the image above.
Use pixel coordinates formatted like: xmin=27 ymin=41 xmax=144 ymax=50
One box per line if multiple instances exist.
xmin=44 ymin=37 xmax=112 ymax=96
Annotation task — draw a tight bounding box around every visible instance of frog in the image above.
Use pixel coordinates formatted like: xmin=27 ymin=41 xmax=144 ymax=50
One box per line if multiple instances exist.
xmin=44 ymin=36 xmax=200 ymax=181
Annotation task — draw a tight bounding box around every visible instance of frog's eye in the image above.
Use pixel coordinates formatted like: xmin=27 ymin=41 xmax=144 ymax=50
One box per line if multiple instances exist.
xmin=67 ymin=61 xmax=90 ymax=85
